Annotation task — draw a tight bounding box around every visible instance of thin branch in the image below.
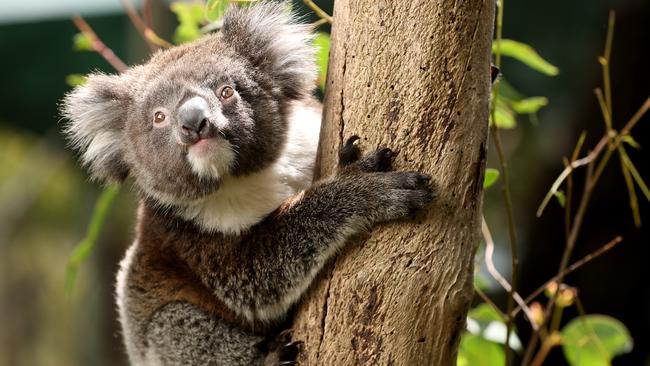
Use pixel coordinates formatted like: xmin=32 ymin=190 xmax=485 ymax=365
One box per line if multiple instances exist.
xmin=481 ymin=217 xmax=538 ymax=331
xmin=72 ymin=16 xmax=128 ymax=72
xmin=537 ymin=95 xmax=650 ymax=217
xmin=143 ymin=0 xmax=153 ymax=30
xmin=536 ymin=136 xmax=606 ymax=216
xmin=512 ymin=236 xmax=623 ymax=318
xmin=530 ymin=332 xmax=561 ymax=366
xmin=600 ymin=11 xmax=615 ymax=117
xmin=311 ymin=17 xmax=329 ymax=28
xmin=121 ymin=0 xmax=173 ymax=50
xmin=474 ymin=286 xmax=507 ymax=321
xmin=303 ymin=0 xmax=333 ymax=23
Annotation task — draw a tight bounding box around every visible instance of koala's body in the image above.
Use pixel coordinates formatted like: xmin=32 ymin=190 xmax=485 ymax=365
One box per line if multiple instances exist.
xmin=62 ymin=3 xmax=434 ymax=365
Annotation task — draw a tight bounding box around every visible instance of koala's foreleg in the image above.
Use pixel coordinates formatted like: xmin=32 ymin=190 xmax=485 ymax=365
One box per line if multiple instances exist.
xmin=194 ymin=137 xmax=435 ymax=323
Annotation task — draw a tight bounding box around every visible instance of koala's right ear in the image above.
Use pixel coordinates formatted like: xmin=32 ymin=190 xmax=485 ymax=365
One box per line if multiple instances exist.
xmin=61 ymin=72 xmax=133 ymax=183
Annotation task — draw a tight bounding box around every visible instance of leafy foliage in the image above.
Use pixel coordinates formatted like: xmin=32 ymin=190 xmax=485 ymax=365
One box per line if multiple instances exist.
xmin=313 ymin=32 xmax=331 ymax=90
xmin=490 ymin=41 xmax=557 ymax=129
xmin=170 ymin=2 xmax=205 ymax=44
xmin=483 ymin=168 xmax=500 ymax=189
xmin=493 ymin=39 xmax=559 ymax=76
xmin=561 ymin=315 xmax=633 ymax=366
xmin=65 ymin=185 xmax=120 ymax=293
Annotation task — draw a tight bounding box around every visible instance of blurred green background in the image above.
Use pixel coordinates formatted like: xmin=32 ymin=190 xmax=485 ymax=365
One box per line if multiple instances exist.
xmin=0 ymin=0 xmax=648 ymax=365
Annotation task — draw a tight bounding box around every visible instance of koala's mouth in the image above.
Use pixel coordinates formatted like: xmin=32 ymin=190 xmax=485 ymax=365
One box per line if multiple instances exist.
xmin=185 ymin=137 xmax=235 ymax=180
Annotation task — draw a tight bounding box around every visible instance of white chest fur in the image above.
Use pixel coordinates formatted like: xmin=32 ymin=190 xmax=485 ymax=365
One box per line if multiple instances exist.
xmin=180 ymin=102 xmax=321 ymax=234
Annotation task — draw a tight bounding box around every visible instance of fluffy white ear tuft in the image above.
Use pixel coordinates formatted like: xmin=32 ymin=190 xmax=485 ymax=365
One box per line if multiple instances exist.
xmin=221 ymin=2 xmax=317 ymax=99
xmin=61 ymin=72 xmax=132 ymax=183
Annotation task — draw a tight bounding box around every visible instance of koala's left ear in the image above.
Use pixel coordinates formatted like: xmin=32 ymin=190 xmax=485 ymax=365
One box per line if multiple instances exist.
xmin=221 ymin=2 xmax=317 ymax=99
xmin=61 ymin=72 xmax=134 ymax=183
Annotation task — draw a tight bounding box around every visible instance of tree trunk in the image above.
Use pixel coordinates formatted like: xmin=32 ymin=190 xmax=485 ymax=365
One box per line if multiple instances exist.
xmin=293 ymin=1 xmax=495 ymax=365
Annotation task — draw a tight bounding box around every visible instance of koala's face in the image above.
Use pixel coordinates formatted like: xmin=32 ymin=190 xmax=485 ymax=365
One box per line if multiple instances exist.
xmin=122 ymin=46 xmax=287 ymax=203
xmin=62 ymin=3 xmax=316 ymax=205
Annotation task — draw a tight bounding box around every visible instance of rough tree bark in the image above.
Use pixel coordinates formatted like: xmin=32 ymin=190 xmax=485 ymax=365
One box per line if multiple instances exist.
xmin=293 ymin=1 xmax=495 ymax=365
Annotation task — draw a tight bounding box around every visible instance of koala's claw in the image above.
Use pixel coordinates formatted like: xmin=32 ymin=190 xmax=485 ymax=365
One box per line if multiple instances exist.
xmin=278 ymin=341 xmax=303 ymax=362
xmin=339 ymin=135 xmax=362 ymax=166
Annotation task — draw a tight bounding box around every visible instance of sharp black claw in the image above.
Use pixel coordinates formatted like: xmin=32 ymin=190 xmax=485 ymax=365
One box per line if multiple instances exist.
xmin=279 ymin=362 xmax=298 ymax=366
xmin=345 ymin=135 xmax=361 ymax=146
xmin=339 ymin=135 xmax=363 ymax=166
xmin=278 ymin=341 xmax=303 ymax=361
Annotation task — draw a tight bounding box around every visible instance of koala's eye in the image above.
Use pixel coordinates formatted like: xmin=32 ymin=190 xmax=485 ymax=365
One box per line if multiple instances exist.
xmin=153 ymin=111 xmax=166 ymax=124
xmin=220 ymin=86 xmax=235 ymax=99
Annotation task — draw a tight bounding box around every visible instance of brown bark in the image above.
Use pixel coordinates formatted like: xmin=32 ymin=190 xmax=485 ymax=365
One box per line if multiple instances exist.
xmin=293 ymin=1 xmax=495 ymax=365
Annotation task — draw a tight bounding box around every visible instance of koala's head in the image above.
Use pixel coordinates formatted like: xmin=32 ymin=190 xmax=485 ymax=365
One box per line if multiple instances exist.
xmin=61 ymin=3 xmax=316 ymax=205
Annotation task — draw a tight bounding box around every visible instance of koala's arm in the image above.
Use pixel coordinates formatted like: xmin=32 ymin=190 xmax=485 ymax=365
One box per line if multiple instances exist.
xmin=186 ymin=141 xmax=435 ymax=322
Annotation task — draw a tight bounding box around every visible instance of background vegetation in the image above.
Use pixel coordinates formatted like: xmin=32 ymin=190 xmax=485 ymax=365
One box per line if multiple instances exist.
xmin=0 ymin=0 xmax=648 ymax=365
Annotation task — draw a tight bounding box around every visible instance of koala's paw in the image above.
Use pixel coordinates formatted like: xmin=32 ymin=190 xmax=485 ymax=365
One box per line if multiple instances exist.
xmin=339 ymin=135 xmax=394 ymax=173
xmin=374 ymin=171 xmax=436 ymax=221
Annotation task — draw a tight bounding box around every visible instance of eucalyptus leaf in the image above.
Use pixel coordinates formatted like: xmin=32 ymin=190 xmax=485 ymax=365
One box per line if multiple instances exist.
xmin=493 ymin=97 xmax=516 ymax=129
xmin=512 ymin=96 xmax=548 ymax=114
xmin=561 ymin=315 xmax=633 ymax=366
xmin=171 ymin=2 xmax=205 ymax=44
xmin=483 ymin=168 xmax=500 ymax=189
xmin=206 ymin=0 xmax=230 ymax=22
xmin=467 ymin=303 xmax=522 ymax=351
xmin=73 ymin=33 xmax=93 ymax=52
xmin=313 ymin=32 xmax=331 ymax=90
xmin=65 ymin=74 xmax=87 ymax=87
xmin=457 ymin=333 xmax=505 ymax=366
xmin=493 ymin=39 xmax=559 ymax=76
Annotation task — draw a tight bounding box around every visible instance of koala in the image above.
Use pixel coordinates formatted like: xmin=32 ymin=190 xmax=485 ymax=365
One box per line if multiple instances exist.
xmin=61 ymin=3 xmax=435 ymax=365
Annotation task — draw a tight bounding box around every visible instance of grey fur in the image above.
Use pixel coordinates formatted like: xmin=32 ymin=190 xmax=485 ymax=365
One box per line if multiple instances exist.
xmin=61 ymin=3 xmax=434 ymax=365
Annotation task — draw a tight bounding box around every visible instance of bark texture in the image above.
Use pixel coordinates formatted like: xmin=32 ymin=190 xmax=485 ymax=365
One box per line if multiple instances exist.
xmin=293 ymin=1 xmax=495 ymax=365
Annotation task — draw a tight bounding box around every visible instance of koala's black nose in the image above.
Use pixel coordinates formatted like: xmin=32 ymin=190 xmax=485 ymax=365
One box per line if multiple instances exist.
xmin=178 ymin=96 xmax=215 ymax=143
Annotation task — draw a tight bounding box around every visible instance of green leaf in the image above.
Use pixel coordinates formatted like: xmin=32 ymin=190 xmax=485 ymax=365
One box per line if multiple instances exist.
xmin=467 ymin=304 xmax=522 ymax=351
xmin=492 ymin=97 xmax=516 ymax=129
xmin=313 ymin=32 xmax=331 ymax=90
xmin=474 ymin=273 xmax=489 ymax=291
xmin=483 ymin=168 xmax=500 ymax=189
xmin=561 ymin=315 xmax=633 ymax=366
xmin=171 ymin=2 xmax=205 ymax=44
xmin=493 ymin=39 xmax=559 ymax=76
xmin=555 ymin=190 xmax=566 ymax=208
xmin=205 ymin=0 xmax=230 ymax=22
xmin=65 ymin=74 xmax=87 ymax=87
xmin=621 ymin=135 xmax=641 ymax=149
xmin=457 ymin=333 xmax=505 ymax=366
xmin=65 ymin=185 xmax=120 ymax=293
xmin=73 ymin=32 xmax=93 ymax=51
xmin=511 ymin=96 xmax=549 ymax=114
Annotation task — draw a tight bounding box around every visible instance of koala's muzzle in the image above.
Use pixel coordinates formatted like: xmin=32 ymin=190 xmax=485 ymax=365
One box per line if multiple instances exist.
xmin=177 ymin=96 xmax=217 ymax=144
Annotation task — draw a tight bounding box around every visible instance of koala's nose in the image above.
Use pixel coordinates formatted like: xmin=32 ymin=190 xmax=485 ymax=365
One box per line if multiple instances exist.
xmin=178 ymin=96 xmax=215 ymax=143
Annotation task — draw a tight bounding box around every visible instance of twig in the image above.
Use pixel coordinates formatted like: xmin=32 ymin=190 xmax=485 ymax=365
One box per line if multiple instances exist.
xmin=303 ymin=0 xmax=333 ymax=23
xmin=481 ymin=217 xmax=538 ymax=332
xmin=529 ymin=332 xmax=561 ymax=366
xmin=72 ymin=16 xmax=128 ymax=72
xmin=143 ymin=0 xmax=153 ymax=29
xmin=474 ymin=285 xmax=507 ymax=321
xmin=121 ymin=0 xmax=173 ymax=50
xmin=600 ymin=11 xmax=615 ymax=119
xmin=537 ymin=95 xmax=650 ymax=217
xmin=489 ymin=0 xmax=519 ymax=362
xmin=311 ymin=17 xmax=329 ymax=28
xmin=511 ymin=236 xmax=623 ymax=318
